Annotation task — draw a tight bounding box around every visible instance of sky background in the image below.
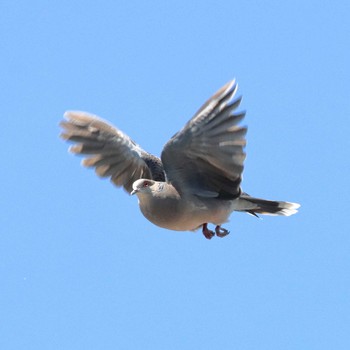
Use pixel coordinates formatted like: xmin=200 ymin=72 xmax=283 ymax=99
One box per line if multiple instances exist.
xmin=1 ymin=1 xmax=350 ymax=349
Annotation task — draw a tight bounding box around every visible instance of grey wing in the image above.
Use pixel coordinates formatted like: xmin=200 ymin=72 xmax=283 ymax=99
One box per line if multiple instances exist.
xmin=60 ymin=111 xmax=165 ymax=193
xmin=161 ymin=80 xmax=246 ymax=199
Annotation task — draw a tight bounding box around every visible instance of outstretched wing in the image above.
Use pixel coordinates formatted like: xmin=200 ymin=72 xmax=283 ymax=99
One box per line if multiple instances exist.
xmin=60 ymin=111 xmax=165 ymax=193
xmin=161 ymin=80 xmax=246 ymax=199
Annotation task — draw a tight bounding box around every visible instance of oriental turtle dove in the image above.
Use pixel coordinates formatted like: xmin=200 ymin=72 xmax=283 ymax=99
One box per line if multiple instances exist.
xmin=60 ymin=80 xmax=300 ymax=239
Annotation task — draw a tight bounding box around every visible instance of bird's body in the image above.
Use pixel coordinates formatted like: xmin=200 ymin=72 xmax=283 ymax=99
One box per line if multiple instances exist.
xmin=134 ymin=181 xmax=233 ymax=231
xmin=60 ymin=80 xmax=300 ymax=239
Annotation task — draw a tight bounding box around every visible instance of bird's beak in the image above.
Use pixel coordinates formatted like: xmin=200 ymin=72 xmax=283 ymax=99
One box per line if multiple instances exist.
xmin=131 ymin=189 xmax=137 ymax=195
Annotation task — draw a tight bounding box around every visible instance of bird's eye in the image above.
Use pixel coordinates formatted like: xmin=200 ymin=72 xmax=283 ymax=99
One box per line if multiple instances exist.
xmin=143 ymin=181 xmax=150 ymax=188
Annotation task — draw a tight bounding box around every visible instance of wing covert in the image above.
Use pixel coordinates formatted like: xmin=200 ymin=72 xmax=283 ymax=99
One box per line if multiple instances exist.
xmin=161 ymin=80 xmax=246 ymax=199
xmin=60 ymin=111 xmax=165 ymax=193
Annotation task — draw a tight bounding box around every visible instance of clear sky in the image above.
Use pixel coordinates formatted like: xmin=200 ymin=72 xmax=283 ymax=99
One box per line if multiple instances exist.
xmin=1 ymin=1 xmax=349 ymax=349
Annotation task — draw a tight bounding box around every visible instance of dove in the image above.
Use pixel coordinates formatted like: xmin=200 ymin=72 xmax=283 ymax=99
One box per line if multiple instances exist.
xmin=60 ymin=80 xmax=300 ymax=239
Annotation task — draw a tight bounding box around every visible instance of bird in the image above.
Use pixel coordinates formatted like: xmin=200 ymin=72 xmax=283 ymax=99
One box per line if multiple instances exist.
xmin=60 ymin=80 xmax=300 ymax=239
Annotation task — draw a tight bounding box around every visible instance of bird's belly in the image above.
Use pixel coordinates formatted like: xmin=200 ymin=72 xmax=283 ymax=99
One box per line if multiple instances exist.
xmin=139 ymin=196 xmax=232 ymax=231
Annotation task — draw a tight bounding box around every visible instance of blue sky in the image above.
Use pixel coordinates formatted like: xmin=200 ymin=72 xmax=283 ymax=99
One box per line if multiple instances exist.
xmin=1 ymin=1 xmax=349 ymax=349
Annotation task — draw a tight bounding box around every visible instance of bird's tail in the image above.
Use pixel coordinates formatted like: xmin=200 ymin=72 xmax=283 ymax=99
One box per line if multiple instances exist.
xmin=236 ymin=194 xmax=300 ymax=217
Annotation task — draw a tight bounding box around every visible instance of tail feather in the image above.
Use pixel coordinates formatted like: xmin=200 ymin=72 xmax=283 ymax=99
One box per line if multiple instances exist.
xmin=237 ymin=195 xmax=300 ymax=217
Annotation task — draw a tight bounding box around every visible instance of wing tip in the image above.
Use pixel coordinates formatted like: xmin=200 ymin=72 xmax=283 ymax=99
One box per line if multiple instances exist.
xmin=222 ymin=79 xmax=237 ymax=97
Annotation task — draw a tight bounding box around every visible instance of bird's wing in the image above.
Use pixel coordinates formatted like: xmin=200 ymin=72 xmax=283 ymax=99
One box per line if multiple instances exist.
xmin=60 ymin=111 xmax=165 ymax=194
xmin=161 ymin=80 xmax=246 ymax=199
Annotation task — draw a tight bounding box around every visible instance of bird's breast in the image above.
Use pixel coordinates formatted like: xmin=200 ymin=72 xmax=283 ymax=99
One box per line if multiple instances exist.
xmin=137 ymin=193 xmax=232 ymax=231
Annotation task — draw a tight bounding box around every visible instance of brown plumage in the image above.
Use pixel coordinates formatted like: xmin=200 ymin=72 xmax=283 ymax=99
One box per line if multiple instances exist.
xmin=60 ymin=80 xmax=300 ymax=239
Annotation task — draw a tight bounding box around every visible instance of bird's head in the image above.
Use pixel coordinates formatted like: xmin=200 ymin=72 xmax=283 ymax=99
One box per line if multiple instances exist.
xmin=131 ymin=179 xmax=157 ymax=196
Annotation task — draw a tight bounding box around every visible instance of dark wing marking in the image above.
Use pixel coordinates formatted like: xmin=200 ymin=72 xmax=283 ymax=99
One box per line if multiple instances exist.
xmin=161 ymin=80 xmax=246 ymax=199
xmin=60 ymin=111 xmax=165 ymax=193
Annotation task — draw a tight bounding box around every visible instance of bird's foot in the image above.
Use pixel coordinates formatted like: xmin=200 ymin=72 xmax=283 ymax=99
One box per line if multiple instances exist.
xmin=202 ymin=223 xmax=215 ymax=240
xmin=215 ymin=225 xmax=230 ymax=238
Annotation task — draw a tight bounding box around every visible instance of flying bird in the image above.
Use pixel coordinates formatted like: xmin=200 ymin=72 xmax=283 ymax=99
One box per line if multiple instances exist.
xmin=60 ymin=80 xmax=300 ymax=239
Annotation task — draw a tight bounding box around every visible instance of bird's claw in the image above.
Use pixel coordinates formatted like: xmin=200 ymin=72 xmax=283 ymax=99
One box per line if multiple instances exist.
xmin=215 ymin=225 xmax=230 ymax=238
xmin=202 ymin=223 xmax=215 ymax=240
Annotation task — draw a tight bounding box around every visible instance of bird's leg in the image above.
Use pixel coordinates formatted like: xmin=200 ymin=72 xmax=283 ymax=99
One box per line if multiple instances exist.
xmin=202 ymin=223 xmax=215 ymax=240
xmin=215 ymin=225 xmax=230 ymax=238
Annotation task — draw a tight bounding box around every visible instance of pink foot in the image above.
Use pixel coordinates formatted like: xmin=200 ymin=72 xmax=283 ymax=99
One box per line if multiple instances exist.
xmin=202 ymin=223 xmax=215 ymax=240
xmin=215 ymin=225 xmax=230 ymax=238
